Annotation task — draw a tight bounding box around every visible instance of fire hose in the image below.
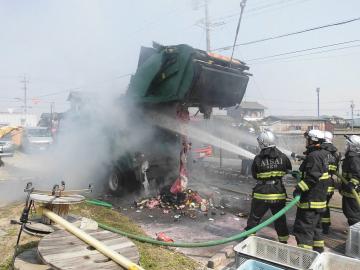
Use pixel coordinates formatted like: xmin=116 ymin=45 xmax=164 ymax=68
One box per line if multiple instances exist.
xmin=335 ymin=172 xmax=360 ymax=207
xmin=96 ymin=195 xmax=300 ymax=248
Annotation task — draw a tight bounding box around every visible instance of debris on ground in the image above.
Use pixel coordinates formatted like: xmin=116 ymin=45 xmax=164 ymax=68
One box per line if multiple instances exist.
xmin=134 ymin=187 xmax=212 ymax=213
xmin=156 ymin=232 xmax=174 ymax=243
xmin=237 ymin=212 xmax=247 ymax=218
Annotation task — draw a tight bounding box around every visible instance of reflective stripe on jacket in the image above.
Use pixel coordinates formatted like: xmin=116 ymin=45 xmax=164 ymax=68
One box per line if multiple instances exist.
xmin=297 ymin=146 xmax=330 ymax=210
xmin=251 ymin=147 xmax=292 ymax=201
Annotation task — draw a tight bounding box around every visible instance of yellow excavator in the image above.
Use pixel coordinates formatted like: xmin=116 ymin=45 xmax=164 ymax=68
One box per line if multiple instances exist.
xmin=0 ymin=126 xmax=18 ymax=138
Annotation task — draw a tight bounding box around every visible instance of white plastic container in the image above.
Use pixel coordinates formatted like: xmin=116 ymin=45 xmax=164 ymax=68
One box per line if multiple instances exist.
xmin=309 ymin=252 xmax=360 ymax=270
xmin=346 ymin=221 xmax=360 ymax=259
xmin=234 ymin=236 xmax=319 ymax=270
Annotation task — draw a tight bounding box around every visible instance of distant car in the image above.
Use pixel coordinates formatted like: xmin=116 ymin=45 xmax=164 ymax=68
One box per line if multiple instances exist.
xmin=22 ymin=127 xmax=53 ymax=152
xmin=0 ymin=133 xmax=15 ymax=157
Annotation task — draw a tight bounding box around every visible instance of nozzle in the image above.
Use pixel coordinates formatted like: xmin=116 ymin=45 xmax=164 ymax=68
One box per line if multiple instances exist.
xmin=10 ymin=219 xmax=21 ymax=225
xmin=24 ymin=182 xmax=33 ymax=192
xmin=291 ymin=152 xmax=305 ymax=161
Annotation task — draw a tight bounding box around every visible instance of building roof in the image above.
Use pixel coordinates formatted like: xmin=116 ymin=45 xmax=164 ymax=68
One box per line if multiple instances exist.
xmin=321 ymin=115 xmax=345 ymax=120
xmin=239 ymin=101 xmax=267 ymax=110
xmin=265 ymin=115 xmax=328 ymax=121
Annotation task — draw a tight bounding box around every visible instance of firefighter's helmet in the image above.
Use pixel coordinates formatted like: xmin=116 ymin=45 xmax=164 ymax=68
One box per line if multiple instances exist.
xmin=345 ymin=135 xmax=360 ymax=153
xmin=257 ymin=130 xmax=276 ymax=149
xmin=324 ymin=131 xmax=333 ymax=143
xmin=304 ymin=129 xmax=325 ymax=144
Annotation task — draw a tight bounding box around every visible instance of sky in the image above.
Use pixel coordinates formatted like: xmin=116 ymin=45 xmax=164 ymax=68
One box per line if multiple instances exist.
xmin=0 ymin=0 xmax=359 ymax=118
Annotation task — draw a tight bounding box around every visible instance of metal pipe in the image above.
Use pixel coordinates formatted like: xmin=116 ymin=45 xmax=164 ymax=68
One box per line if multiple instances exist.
xmin=42 ymin=208 xmax=144 ymax=270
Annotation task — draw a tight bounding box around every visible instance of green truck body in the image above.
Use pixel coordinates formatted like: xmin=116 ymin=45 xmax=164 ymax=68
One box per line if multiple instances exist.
xmin=108 ymin=42 xmax=251 ymax=194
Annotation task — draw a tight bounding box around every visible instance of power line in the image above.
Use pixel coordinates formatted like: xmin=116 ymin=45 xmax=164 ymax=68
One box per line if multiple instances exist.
xmin=249 ymin=43 xmax=360 ymax=64
xmin=213 ymin=17 xmax=360 ymax=51
xmin=248 ymin=46 xmax=360 ymax=65
xmin=31 ymin=73 xmax=133 ymax=99
xmin=246 ymin=0 xmax=299 ymax=13
xmin=34 ymin=89 xmax=75 ymax=98
xmin=213 ymin=0 xmax=302 ymax=22
xmin=246 ymin=39 xmax=360 ymax=61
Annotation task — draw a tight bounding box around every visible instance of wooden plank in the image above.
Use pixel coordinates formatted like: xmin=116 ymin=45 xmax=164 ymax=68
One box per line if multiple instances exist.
xmin=38 ymin=229 xmax=140 ymax=270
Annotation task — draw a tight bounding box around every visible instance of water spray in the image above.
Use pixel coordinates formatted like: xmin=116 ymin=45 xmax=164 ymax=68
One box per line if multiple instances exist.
xmin=154 ymin=113 xmax=255 ymax=160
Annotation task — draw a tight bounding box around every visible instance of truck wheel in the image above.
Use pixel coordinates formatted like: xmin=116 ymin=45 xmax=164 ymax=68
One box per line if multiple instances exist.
xmin=108 ymin=168 xmax=124 ymax=196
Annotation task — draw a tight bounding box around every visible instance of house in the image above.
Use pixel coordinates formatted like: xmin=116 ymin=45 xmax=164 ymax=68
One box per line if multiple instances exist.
xmin=346 ymin=118 xmax=360 ymax=128
xmin=321 ymin=115 xmax=347 ymax=129
xmin=227 ymin=101 xmax=267 ymax=121
xmin=262 ymin=115 xmax=334 ymax=134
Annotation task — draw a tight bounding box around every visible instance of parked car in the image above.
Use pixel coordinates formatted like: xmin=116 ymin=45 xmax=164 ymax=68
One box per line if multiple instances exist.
xmin=0 ymin=133 xmax=15 ymax=157
xmin=22 ymin=127 xmax=53 ymax=152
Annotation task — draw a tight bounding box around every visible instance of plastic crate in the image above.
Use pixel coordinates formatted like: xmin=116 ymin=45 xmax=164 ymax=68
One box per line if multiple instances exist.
xmin=346 ymin=221 xmax=360 ymax=259
xmin=309 ymin=252 xmax=360 ymax=270
xmin=234 ymin=236 xmax=319 ymax=270
xmin=237 ymin=259 xmax=285 ymax=270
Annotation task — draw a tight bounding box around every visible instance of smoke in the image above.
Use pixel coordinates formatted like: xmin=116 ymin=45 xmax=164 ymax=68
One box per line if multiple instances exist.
xmin=0 ymin=90 xmax=156 ymax=205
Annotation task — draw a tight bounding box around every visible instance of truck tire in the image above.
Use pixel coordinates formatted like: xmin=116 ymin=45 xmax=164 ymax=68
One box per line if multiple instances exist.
xmin=107 ymin=167 xmax=124 ymax=196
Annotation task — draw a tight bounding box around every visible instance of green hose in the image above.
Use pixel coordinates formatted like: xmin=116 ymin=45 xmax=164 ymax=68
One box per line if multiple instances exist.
xmin=97 ymin=195 xmax=300 ymax=248
xmin=86 ymin=199 xmax=113 ymax=208
xmin=335 ymin=172 xmax=360 ymax=207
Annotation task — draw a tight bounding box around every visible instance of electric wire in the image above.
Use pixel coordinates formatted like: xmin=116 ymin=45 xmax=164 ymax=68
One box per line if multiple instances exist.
xmin=213 ymin=17 xmax=360 ymax=51
xmin=249 ymin=43 xmax=360 ymax=64
xmin=246 ymin=39 xmax=360 ymax=62
xmin=213 ymin=0 xmax=303 ymax=22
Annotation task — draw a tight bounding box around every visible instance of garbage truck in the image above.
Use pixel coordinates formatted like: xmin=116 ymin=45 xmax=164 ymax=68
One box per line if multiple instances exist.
xmin=106 ymin=42 xmax=251 ymax=195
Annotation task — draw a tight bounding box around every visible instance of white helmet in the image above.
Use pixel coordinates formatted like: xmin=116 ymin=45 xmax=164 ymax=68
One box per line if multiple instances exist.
xmin=305 ymin=129 xmax=325 ymax=143
xmin=324 ymin=131 xmax=333 ymax=143
xmin=345 ymin=135 xmax=360 ymax=153
xmin=257 ymin=130 xmax=276 ymax=149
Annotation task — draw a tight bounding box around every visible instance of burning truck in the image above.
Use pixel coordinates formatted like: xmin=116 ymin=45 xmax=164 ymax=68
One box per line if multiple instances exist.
xmin=106 ymin=42 xmax=251 ymax=195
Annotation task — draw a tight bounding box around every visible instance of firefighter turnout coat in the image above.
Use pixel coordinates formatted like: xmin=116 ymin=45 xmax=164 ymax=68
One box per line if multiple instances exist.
xmin=246 ymin=146 xmax=292 ymax=243
xmin=296 ymin=145 xmax=330 ymax=211
xmin=321 ymin=142 xmax=340 ymax=228
xmin=341 ymin=150 xmax=360 ymax=226
xmin=294 ymin=145 xmax=330 ymax=252
xmin=251 ymin=147 xmax=292 ymax=201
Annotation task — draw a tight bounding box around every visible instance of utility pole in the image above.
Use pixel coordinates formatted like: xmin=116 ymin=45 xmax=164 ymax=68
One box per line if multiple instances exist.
xmin=50 ymin=102 xmax=55 ymax=130
xmin=20 ymin=74 xmax=29 ymax=124
xmin=351 ymin=100 xmax=355 ymax=131
xmin=204 ymin=0 xmax=210 ymax=51
xmin=316 ymin=87 xmax=320 ymax=118
xmin=195 ymin=0 xmax=224 ymax=52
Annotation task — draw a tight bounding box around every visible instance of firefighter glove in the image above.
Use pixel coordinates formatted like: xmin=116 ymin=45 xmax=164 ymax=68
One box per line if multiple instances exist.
xmin=293 ymin=187 xmax=302 ymax=198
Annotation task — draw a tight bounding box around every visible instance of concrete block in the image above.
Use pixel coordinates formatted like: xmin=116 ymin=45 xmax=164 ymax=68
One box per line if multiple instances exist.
xmin=221 ymin=245 xmax=235 ymax=258
xmin=207 ymin=253 xmax=227 ymax=269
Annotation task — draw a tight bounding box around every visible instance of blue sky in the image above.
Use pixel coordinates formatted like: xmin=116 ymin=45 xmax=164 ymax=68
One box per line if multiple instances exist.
xmin=0 ymin=0 xmax=359 ymax=118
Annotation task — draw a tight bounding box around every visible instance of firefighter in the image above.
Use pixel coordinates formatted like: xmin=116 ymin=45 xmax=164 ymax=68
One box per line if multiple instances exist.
xmin=321 ymin=131 xmax=340 ymax=234
xmin=245 ymin=130 xmax=292 ymax=244
xmin=341 ymin=135 xmax=360 ymax=226
xmin=293 ymin=130 xmax=330 ymax=253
